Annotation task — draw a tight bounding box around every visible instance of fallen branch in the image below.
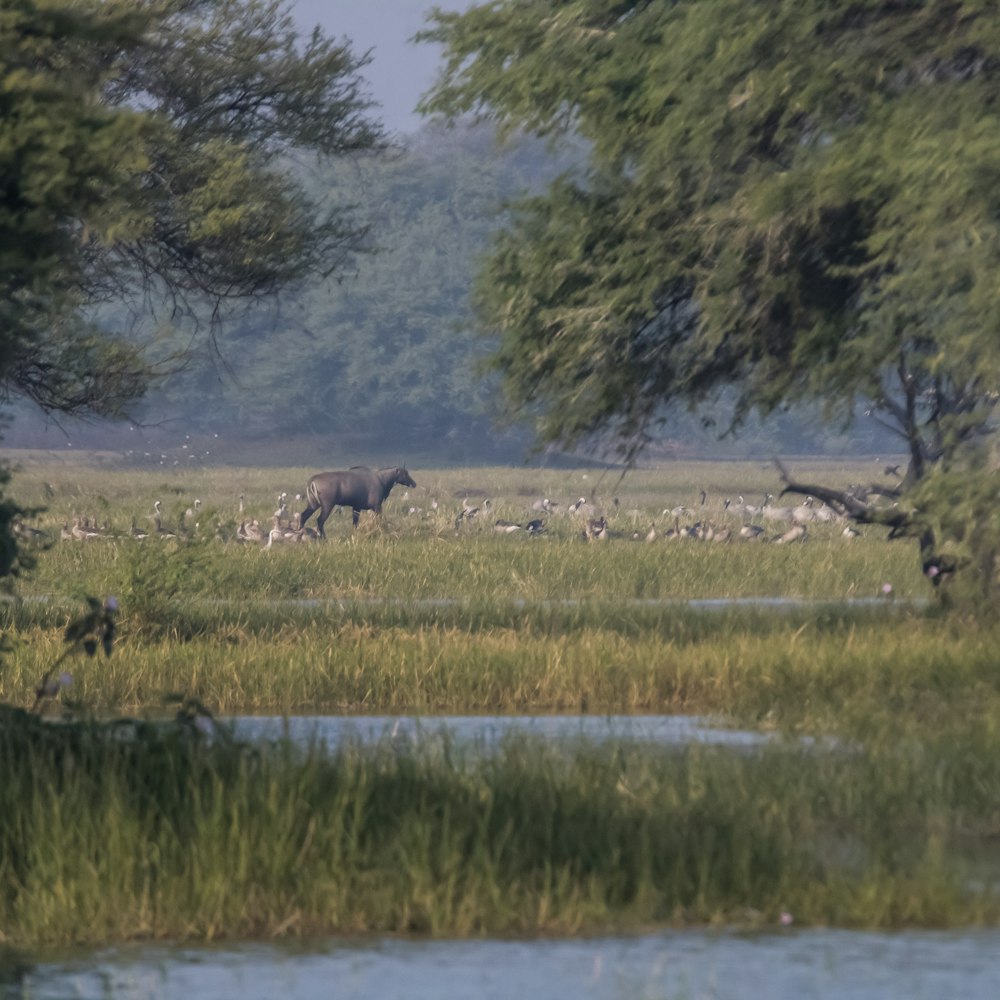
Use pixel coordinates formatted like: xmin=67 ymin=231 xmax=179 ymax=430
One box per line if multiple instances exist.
xmin=772 ymin=458 xmax=957 ymax=584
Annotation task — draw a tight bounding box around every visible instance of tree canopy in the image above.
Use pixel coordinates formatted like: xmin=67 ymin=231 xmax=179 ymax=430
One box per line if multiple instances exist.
xmin=1 ymin=0 xmax=384 ymax=418
xmin=419 ymin=0 xmax=1000 ymax=601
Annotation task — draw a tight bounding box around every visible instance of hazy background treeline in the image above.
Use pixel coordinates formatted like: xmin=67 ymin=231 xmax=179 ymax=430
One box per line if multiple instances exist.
xmin=5 ymin=121 xmax=895 ymax=466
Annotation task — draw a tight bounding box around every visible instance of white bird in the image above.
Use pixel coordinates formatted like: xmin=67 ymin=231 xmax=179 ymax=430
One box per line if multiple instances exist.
xmin=775 ymin=524 xmax=807 ymax=543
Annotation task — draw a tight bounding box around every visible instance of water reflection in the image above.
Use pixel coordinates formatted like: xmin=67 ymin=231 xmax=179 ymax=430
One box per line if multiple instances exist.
xmin=225 ymin=714 xmax=777 ymax=751
xmin=9 ymin=929 xmax=1000 ymax=1000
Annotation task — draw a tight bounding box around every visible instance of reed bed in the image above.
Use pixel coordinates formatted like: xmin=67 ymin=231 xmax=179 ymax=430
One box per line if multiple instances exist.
xmin=1 ymin=707 xmax=998 ymax=948
xmin=0 ymin=605 xmax=979 ymax=726
xmin=20 ymin=532 xmax=921 ymax=603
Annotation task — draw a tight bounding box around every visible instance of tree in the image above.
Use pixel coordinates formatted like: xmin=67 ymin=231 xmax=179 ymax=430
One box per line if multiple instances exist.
xmin=0 ymin=0 xmax=148 ymax=415
xmin=419 ymin=0 xmax=1000 ymax=604
xmin=2 ymin=0 xmax=384 ymax=419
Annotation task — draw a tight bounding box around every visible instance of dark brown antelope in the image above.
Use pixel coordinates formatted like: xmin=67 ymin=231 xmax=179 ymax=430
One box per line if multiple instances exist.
xmin=299 ymin=465 xmax=417 ymax=537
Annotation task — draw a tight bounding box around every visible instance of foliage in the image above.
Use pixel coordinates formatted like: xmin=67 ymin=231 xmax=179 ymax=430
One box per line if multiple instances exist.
xmin=0 ymin=0 xmax=152 ymax=415
xmin=30 ymin=595 xmax=117 ymax=712
xmin=418 ymin=0 xmax=1000 ymax=600
xmin=1 ymin=0 xmax=384 ymax=421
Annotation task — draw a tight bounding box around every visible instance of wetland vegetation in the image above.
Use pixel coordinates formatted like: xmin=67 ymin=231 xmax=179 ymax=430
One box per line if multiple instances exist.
xmin=0 ymin=454 xmax=998 ymax=947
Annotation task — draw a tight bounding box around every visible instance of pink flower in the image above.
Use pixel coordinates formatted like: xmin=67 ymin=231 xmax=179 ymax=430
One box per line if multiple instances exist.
xmin=780 ymin=911 xmax=793 ymax=926
xmin=926 ymin=565 xmax=940 ymax=578
xmin=881 ymin=582 xmax=893 ymax=596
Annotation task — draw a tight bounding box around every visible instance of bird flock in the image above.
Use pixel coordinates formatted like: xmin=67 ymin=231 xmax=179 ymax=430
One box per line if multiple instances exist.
xmin=446 ymin=488 xmax=863 ymax=544
xmin=30 ymin=480 xmax=876 ymax=548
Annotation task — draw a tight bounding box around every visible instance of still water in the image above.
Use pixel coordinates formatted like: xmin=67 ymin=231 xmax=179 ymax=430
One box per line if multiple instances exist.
xmin=8 ymin=929 xmax=1000 ymax=1000
xmin=224 ymin=713 xmax=779 ymax=750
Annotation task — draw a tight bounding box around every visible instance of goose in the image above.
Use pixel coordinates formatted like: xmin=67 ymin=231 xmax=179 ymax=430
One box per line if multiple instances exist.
xmin=775 ymin=524 xmax=807 ymax=543
xmin=266 ymin=519 xmax=301 ymax=548
xmin=739 ymin=524 xmax=766 ymax=540
xmin=842 ymin=524 xmax=861 ymax=539
xmin=152 ymin=514 xmax=176 ymax=539
xmin=791 ymin=497 xmax=816 ymax=524
xmin=71 ymin=516 xmax=101 ymax=541
xmin=525 ymin=518 xmax=547 ymax=534
xmin=811 ymin=504 xmax=838 ymax=523
xmin=237 ymin=519 xmax=266 ymax=543
xmin=129 ymin=516 xmax=149 ymax=540
xmin=494 ymin=519 xmax=521 ymax=534
xmin=761 ymin=501 xmax=795 ymax=523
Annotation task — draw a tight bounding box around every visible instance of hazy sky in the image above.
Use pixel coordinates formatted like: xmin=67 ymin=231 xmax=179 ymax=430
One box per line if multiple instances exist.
xmin=291 ymin=1 xmax=471 ymax=136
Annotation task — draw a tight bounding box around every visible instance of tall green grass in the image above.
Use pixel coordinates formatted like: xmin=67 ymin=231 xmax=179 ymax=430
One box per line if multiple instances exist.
xmin=19 ymin=531 xmax=922 ymax=603
xmin=1 ymin=706 xmax=996 ymax=948
xmin=0 ymin=603 xmax=990 ymax=732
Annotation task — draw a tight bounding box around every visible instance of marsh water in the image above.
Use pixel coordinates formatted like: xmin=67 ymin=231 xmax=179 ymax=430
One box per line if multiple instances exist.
xmin=7 ymin=928 xmax=1000 ymax=999
xmin=224 ymin=712 xmax=781 ymax=750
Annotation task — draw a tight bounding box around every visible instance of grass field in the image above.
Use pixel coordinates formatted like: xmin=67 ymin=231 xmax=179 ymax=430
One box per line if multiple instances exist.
xmin=3 ymin=452 xmax=999 ymax=946
xmin=0 ymin=453 xmax=927 ymax=717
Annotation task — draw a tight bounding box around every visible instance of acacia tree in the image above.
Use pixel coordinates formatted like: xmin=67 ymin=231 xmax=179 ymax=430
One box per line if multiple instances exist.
xmin=419 ymin=0 xmax=1000 ymax=604
xmin=2 ymin=0 xmax=384 ymax=419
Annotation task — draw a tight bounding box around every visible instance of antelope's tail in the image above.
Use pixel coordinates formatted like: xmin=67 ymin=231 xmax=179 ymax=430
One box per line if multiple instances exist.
xmin=306 ymin=479 xmax=322 ymax=509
